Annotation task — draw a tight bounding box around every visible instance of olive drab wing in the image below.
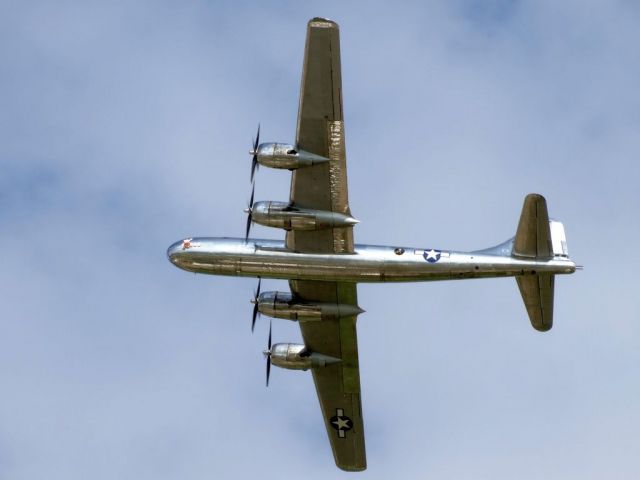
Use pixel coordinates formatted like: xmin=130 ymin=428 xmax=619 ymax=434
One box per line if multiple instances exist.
xmin=287 ymin=18 xmax=366 ymax=472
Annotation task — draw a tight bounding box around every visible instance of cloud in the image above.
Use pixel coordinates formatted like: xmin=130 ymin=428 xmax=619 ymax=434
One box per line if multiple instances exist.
xmin=1 ymin=1 xmax=639 ymax=478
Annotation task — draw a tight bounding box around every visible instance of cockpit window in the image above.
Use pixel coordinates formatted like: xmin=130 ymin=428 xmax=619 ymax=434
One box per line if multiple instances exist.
xmin=394 ymin=247 xmax=405 ymax=255
xmin=286 ymin=149 xmax=298 ymax=155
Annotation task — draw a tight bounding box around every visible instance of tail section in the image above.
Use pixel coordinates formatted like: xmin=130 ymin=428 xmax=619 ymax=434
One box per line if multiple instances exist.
xmin=513 ymin=193 xmax=552 ymax=260
xmin=516 ymin=273 xmax=554 ymax=332
xmin=549 ymin=220 xmax=569 ymax=258
xmin=513 ymin=194 xmax=569 ymax=332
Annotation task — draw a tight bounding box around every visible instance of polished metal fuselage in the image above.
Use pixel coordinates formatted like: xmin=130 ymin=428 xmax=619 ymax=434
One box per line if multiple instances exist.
xmin=167 ymin=237 xmax=576 ymax=283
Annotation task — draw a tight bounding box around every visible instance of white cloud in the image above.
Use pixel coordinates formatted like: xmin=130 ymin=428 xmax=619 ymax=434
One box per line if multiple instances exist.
xmin=1 ymin=1 xmax=639 ymax=478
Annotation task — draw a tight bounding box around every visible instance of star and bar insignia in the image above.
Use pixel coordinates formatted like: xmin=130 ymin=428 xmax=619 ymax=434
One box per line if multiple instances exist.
xmin=329 ymin=408 xmax=353 ymax=438
xmin=423 ymin=249 xmax=441 ymax=263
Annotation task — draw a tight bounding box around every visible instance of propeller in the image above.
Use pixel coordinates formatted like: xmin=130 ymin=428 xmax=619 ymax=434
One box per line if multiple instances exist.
xmin=250 ymin=124 xmax=260 ymax=183
xmin=263 ymin=320 xmax=272 ymax=387
xmin=244 ymin=182 xmax=255 ymax=242
xmin=250 ymin=278 xmax=261 ymax=332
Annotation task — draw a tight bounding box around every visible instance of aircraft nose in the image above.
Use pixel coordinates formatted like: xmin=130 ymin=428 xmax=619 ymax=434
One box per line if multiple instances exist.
xmin=167 ymin=240 xmax=184 ymax=264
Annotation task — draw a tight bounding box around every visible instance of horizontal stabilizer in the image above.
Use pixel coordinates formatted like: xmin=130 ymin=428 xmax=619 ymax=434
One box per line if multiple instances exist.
xmin=513 ymin=194 xmax=552 ymax=259
xmin=512 ymin=194 xmax=560 ymax=331
xmin=516 ymin=273 xmax=554 ymax=331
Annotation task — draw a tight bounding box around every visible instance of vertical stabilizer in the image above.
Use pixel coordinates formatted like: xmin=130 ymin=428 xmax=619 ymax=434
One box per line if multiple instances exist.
xmin=549 ymin=220 xmax=569 ymax=258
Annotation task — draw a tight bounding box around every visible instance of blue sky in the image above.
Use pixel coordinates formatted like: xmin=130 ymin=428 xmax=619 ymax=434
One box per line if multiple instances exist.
xmin=2 ymin=1 xmax=639 ymax=478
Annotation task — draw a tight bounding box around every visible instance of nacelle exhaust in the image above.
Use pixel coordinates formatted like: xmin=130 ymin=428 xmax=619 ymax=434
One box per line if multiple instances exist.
xmin=251 ymin=201 xmax=359 ymax=231
xmin=257 ymin=291 xmax=364 ymax=321
xmin=253 ymin=143 xmax=329 ymax=170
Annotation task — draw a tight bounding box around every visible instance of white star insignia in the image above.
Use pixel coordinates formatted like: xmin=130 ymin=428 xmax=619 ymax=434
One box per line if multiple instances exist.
xmin=425 ymin=249 xmax=439 ymax=261
xmin=332 ymin=416 xmax=350 ymax=430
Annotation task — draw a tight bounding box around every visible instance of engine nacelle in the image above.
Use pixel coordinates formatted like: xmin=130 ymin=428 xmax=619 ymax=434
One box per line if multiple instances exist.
xmin=269 ymin=343 xmax=341 ymax=370
xmin=258 ymin=291 xmax=364 ymax=321
xmin=251 ymin=201 xmax=359 ymax=231
xmin=256 ymin=143 xmax=329 ymax=170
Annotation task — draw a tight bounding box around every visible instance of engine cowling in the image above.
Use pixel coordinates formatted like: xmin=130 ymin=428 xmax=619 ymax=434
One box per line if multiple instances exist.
xmin=268 ymin=343 xmax=341 ymax=370
xmin=256 ymin=143 xmax=329 ymax=170
xmin=257 ymin=291 xmax=364 ymax=321
xmin=251 ymin=201 xmax=359 ymax=231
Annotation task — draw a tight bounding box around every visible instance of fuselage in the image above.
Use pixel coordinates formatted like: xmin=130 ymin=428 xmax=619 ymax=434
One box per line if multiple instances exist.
xmin=167 ymin=237 xmax=576 ymax=283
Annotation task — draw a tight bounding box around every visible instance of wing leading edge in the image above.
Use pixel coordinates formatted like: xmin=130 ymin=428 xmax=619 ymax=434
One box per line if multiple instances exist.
xmin=287 ymin=18 xmax=366 ymax=471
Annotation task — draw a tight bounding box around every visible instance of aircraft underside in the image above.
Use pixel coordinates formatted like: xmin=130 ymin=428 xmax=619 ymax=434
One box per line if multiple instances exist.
xmin=167 ymin=17 xmax=577 ymax=472
xmin=168 ymin=237 xmax=575 ymax=283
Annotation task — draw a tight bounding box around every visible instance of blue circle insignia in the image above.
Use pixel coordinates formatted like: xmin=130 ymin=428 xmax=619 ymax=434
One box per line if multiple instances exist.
xmin=423 ymin=249 xmax=441 ymax=263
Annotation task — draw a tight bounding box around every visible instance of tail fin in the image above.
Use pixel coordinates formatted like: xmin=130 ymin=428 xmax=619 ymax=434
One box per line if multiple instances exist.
xmin=513 ymin=194 xmax=568 ymax=332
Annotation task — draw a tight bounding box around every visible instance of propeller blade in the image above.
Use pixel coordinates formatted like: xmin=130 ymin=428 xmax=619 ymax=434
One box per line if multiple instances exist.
xmin=266 ymin=356 xmax=271 ymax=387
xmin=251 ymin=302 xmax=259 ymax=332
xmin=251 ymin=159 xmax=259 ymax=183
xmin=251 ymin=124 xmax=260 ymax=182
xmin=266 ymin=320 xmax=272 ymax=387
xmin=251 ymin=278 xmax=261 ymax=332
xmin=244 ymin=184 xmax=255 ymax=243
xmin=244 ymin=212 xmax=252 ymax=242
xmin=253 ymin=124 xmax=260 ymax=153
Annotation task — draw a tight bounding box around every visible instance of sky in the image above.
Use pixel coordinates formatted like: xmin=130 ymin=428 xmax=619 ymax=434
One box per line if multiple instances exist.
xmin=1 ymin=0 xmax=639 ymax=478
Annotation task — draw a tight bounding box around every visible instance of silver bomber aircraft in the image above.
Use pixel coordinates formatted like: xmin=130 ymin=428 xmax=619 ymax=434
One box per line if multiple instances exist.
xmin=167 ymin=17 xmax=577 ymax=472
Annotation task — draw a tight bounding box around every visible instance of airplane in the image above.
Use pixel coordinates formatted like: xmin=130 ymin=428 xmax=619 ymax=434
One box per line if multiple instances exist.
xmin=167 ymin=17 xmax=577 ymax=472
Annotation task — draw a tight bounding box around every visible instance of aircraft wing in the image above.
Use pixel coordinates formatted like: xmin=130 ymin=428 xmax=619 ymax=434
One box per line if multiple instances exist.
xmin=290 ymin=280 xmax=366 ymax=472
xmin=287 ymin=17 xmax=354 ymax=255
xmin=286 ymin=18 xmax=366 ymax=471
